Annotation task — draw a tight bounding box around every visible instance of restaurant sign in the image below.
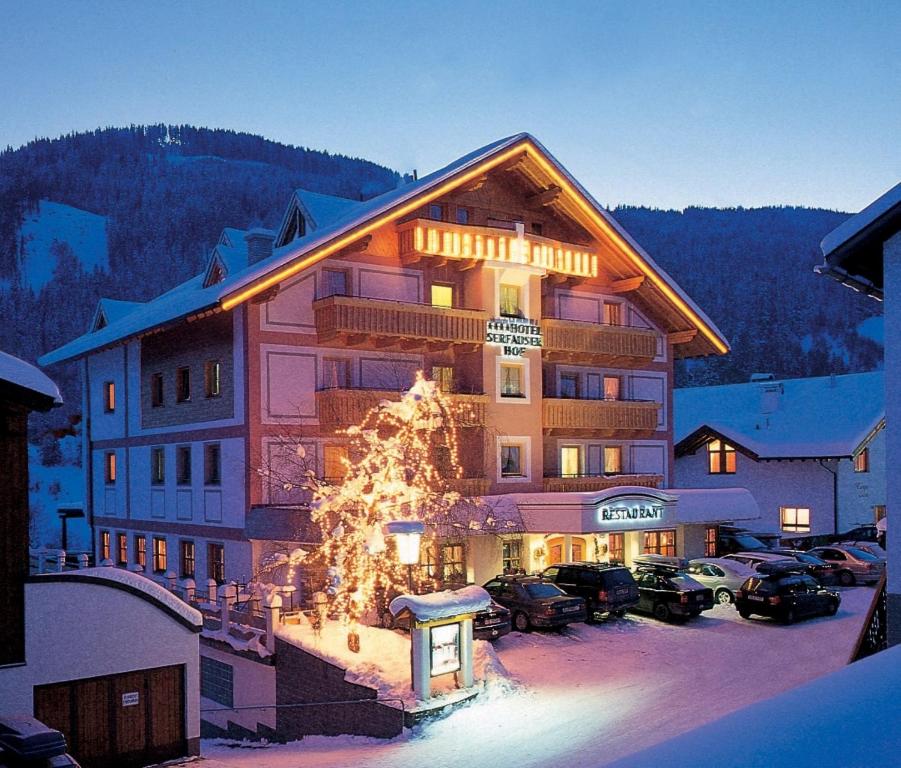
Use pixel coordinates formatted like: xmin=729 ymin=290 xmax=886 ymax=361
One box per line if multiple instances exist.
xmin=486 ymin=318 xmax=542 ymax=357
xmin=598 ymin=500 xmax=666 ymax=524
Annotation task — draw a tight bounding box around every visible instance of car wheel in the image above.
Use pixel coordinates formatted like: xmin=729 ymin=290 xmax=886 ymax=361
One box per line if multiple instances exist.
xmin=738 ymin=608 xmax=752 ymax=619
xmin=839 ymin=570 xmax=856 ymax=587
xmin=585 ymin=601 xmax=597 ymax=624
xmin=826 ymin=600 xmax=839 ymax=616
xmin=653 ymin=603 xmax=671 ymax=621
xmin=614 ymin=609 xmax=626 ymax=618
xmin=783 ymin=608 xmax=796 ymax=625
xmin=513 ymin=611 xmax=531 ymax=633
xmin=715 ymin=588 xmax=733 ymax=605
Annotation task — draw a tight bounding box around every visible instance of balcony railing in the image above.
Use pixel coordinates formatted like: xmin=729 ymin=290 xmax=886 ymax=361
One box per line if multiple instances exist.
xmin=317 ymin=387 xmax=488 ymax=431
xmin=543 ymin=397 xmax=660 ymax=435
xmin=543 ymin=474 xmax=663 ymax=493
xmin=445 ymin=477 xmax=492 ymax=497
xmin=542 ymin=318 xmax=658 ymax=366
xmin=313 ymin=295 xmax=488 ymax=348
xmin=398 ymin=218 xmax=598 ymax=278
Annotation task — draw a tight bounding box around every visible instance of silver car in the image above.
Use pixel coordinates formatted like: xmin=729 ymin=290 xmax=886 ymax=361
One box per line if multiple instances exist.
xmin=687 ymin=558 xmax=757 ymax=604
xmin=809 ymin=545 xmax=885 ymax=586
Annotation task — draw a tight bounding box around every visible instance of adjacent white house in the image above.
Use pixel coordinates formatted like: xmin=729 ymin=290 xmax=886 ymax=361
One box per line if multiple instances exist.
xmin=674 ymin=372 xmax=885 ymax=537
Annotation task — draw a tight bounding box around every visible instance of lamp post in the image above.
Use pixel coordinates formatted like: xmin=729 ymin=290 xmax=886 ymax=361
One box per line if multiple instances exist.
xmin=386 ymin=520 xmax=424 ymax=595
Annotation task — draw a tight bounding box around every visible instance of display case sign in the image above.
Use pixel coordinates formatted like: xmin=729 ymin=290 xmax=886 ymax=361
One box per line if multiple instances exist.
xmin=486 ymin=318 xmax=542 ymax=357
xmin=430 ymin=622 xmax=461 ymax=677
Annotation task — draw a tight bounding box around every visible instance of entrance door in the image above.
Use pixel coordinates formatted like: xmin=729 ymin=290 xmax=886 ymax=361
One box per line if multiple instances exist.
xmin=547 ymin=536 xmax=587 ymax=564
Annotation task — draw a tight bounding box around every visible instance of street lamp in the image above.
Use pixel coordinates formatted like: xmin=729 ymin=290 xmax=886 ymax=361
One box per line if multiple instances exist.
xmin=386 ymin=520 xmax=424 ymax=594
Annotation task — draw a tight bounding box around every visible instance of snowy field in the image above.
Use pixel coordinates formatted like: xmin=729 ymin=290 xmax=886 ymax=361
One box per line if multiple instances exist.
xmin=187 ymin=586 xmax=874 ymax=768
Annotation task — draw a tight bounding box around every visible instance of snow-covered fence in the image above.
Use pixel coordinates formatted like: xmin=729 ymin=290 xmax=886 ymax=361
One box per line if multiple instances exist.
xmin=28 ymin=548 xmax=93 ymax=574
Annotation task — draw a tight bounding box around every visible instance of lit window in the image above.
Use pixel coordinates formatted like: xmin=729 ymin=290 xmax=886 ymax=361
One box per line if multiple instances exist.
xmin=152 ymin=537 xmax=167 ymax=572
xmin=176 ymin=367 xmax=191 ymax=403
xmin=502 ymin=539 xmax=523 ymax=574
xmin=442 ymin=543 xmax=466 ymax=584
xmin=117 ymin=533 xmax=128 ymax=565
xmin=419 ymin=541 xmax=439 ymax=580
xmin=431 ymin=366 xmax=454 ymax=392
xmin=323 ymin=445 xmax=348 ymax=483
xmin=135 ymin=535 xmax=146 ymax=568
xmin=151 ymin=373 xmax=164 ymax=407
xmin=204 ymin=443 xmax=221 ymax=486
xmin=604 ymin=446 xmax=623 ymax=474
xmin=104 ymin=452 xmax=117 ymax=484
xmin=208 ymin=543 xmax=225 ymax=583
xmin=151 ymin=447 xmax=165 ymax=485
xmin=322 ymin=357 xmax=351 ymax=389
xmin=205 ymin=360 xmax=221 ymax=398
xmin=100 ymin=530 xmax=111 ymax=561
xmin=708 ymin=440 xmax=737 ymax=474
xmin=854 ymin=449 xmax=869 ymax=473
xmin=500 ymin=444 xmax=524 ymax=477
xmin=431 ymin=284 xmax=454 ymax=308
xmin=103 ymin=381 xmax=115 ymax=412
xmin=781 ymin=507 xmax=810 ymax=533
xmin=560 ymin=446 xmax=581 ymax=477
xmin=643 ymin=530 xmax=675 ymax=557
xmin=500 ymin=363 xmax=524 ymax=397
xmin=705 ymin=527 xmax=717 ymax=558
xmin=456 ymin=207 xmax=470 ymax=225
xmin=177 ymin=446 xmax=192 ymax=485
xmin=608 ymin=533 xmax=624 ymax=563
xmin=321 ymin=268 xmax=348 ymax=298
xmin=180 ymin=540 xmax=195 ymax=579
xmin=603 ymin=376 xmax=621 ymax=401
xmin=603 ymin=302 xmax=621 ymax=326
xmin=499 ymin=284 xmax=523 ymax=318
xmin=560 ymin=373 xmax=579 ymax=399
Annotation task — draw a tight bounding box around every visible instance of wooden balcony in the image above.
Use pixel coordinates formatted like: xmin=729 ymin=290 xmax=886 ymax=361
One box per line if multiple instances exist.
xmin=542 ymin=398 xmax=660 ymax=437
xmin=313 ymin=295 xmax=488 ymax=350
xmin=543 ymin=474 xmax=663 ymax=493
xmin=445 ymin=477 xmax=492 ymax=497
xmin=317 ymin=388 xmax=488 ymax=431
xmin=542 ymin=318 xmax=658 ymax=367
xmin=397 ymin=218 xmax=598 ymax=278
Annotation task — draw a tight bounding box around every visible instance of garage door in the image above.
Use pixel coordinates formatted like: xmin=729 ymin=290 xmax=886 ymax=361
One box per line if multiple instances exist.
xmin=34 ymin=665 xmax=186 ymax=768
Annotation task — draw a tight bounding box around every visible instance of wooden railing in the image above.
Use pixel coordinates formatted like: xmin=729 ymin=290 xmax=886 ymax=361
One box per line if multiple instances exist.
xmin=445 ymin=477 xmax=492 ymax=497
xmin=397 ymin=218 xmax=598 ymax=278
xmin=543 ymin=398 xmax=660 ymax=434
xmin=542 ymin=318 xmax=658 ymax=366
xmin=317 ymin=388 xmax=488 ymax=431
xmin=849 ymin=573 xmax=887 ymax=662
xmin=543 ymin=474 xmax=663 ymax=493
xmin=313 ymin=295 xmax=488 ymax=347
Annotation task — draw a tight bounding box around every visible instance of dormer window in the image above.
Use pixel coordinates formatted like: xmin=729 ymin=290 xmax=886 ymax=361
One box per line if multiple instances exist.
xmin=206 ymin=260 xmax=225 ymax=287
xmin=708 ymin=439 xmax=736 ymax=474
xmin=281 ymin=206 xmax=306 ymax=245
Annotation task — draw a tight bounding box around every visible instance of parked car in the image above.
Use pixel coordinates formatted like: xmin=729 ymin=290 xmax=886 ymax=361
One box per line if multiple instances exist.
xmin=759 ymin=549 xmax=839 ymax=585
xmin=734 ymin=570 xmax=841 ymax=623
xmin=717 ymin=526 xmax=770 ymax=555
xmin=0 ymin=716 xmax=81 ymax=768
xmin=723 ymin=551 xmax=808 ymax=574
xmin=808 ymin=545 xmax=886 ymax=586
xmin=482 ymin=575 xmax=586 ymax=632
xmin=473 ymin=600 xmax=513 ymax=641
xmin=541 ymin=562 xmax=640 ymax=621
xmin=631 ymin=557 xmax=714 ymax=621
xmin=783 ymin=523 xmax=881 ymax=552
xmin=686 ymin=558 xmax=757 ymax=604
xmin=836 ymin=541 xmax=887 ymax=561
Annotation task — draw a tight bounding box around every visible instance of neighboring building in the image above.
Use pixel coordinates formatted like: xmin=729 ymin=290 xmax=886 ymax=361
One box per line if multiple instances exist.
xmin=674 ymin=372 xmax=885 ymax=537
xmin=41 ymin=133 xmax=746 ymax=590
xmin=815 ymin=181 xmax=901 ymax=645
xmin=0 ymin=350 xmax=202 ymax=768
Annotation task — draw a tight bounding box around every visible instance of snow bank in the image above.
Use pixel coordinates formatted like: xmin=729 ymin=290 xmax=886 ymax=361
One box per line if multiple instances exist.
xmin=0 ymin=350 xmax=62 ymax=404
xmin=389 ymin=585 xmax=490 ymax=621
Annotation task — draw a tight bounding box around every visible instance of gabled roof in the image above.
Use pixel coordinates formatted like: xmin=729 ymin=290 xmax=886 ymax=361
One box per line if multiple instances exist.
xmin=674 ymin=371 xmax=884 ymax=460
xmin=90 ymin=298 xmax=144 ymax=331
xmin=41 ymin=133 xmax=728 ymax=366
xmin=0 ymin=350 xmax=62 ymax=409
xmin=295 ymin=189 xmax=360 ymax=230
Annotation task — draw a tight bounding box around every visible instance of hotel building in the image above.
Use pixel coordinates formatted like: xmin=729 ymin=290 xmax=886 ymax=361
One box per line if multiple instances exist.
xmin=42 ymin=133 xmax=755 ymax=593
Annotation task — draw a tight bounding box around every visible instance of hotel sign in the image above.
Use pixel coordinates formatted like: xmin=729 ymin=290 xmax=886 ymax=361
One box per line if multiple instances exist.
xmin=599 ymin=502 xmax=665 ymax=524
xmin=486 ymin=318 xmax=542 ymax=357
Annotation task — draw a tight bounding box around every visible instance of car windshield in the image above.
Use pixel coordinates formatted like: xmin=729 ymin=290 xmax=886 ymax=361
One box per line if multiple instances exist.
xmin=667 ymin=575 xmax=703 ymax=591
xmin=793 ymin=553 xmax=824 ymax=565
xmin=733 ymin=534 xmax=766 ymax=549
xmin=846 ymin=547 xmax=880 ymax=561
xmin=525 ymin=583 xmax=564 ymax=599
xmin=602 ymin=569 xmax=635 ymax=587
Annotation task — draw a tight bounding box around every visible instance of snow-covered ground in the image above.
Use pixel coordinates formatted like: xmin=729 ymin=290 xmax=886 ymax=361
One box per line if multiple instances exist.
xmin=190 ymin=586 xmax=874 ymax=768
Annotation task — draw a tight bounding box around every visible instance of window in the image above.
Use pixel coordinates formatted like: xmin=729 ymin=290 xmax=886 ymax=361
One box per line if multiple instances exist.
xmin=100 ymin=530 xmax=111 ymax=561
xmin=180 ymin=540 xmax=195 ymax=579
xmin=455 ymin=207 xmax=470 ymax=225
xmin=201 ymin=656 xmax=234 ymax=708
xmin=854 ymin=449 xmax=869 ymax=473
xmin=604 ymin=446 xmax=622 ymax=474
xmin=104 ymin=451 xmax=116 ymax=484
xmin=708 ymin=440 xmax=737 ymax=474
xmin=560 ymin=373 xmax=579 ymax=399
xmin=875 ymin=505 xmax=886 ymax=524
xmin=442 ymin=543 xmax=466 ymax=584
xmin=204 ymin=443 xmax=221 ymax=486
xmin=603 ymin=376 xmax=621 ymax=401
xmin=208 ymin=543 xmax=225 ymax=583
xmin=204 ymin=360 xmax=221 ymax=398
xmin=608 ymin=532 xmax=624 ymax=563
xmin=431 ymin=366 xmax=454 ymax=393
xmin=117 ymin=533 xmax=127 ymax=565
xmin=603 ymin=302 xmax=621 ymax=326
xmin=502 ymin=539 xmax=523 ymax=574
xmin=135 ymin=535 xmax=146 ymax=568
xmin=151 ymin=373 xmax=164 ymax=407
xmin=419 ymin=541 xmax=438 ymax=580
xmin=560 ymin=446 xmax=581 ymax=477
xmin=500 ymin=363 xmax=524 ymax=397
xmin=781 ymin=507 xmax=811 ymax=533
xmin=499 ymin=284 xmax=523 ymax=318
xmin=152 ymin=537 xmax=167 ymax=572
xmin=500 ymin=444 xmax=524 ymax=477
xmin=321 ymin=268 xmax=349 ymax=298
xmin=103 ymin=381 xmax=115 ymax=412
xmin=431 ymin=283 xmax=454 ymax=308
xmin=429 ymin=203 xmax=445 ymax=221
xmin=531 ymin=222 xmax=543 ymax=236
xmin=176 ymin=367 xmax=191 ymax=403
xmin=177 ymin=446 xmax=192 ymax=485
xmin=322 ymin=357 xmax=351 ymax=389
xmin=151 ymin=447 xmax=165 ymax=485
xmin=323 ymin=445 xmax=348 ymax=483
xmin=643 ymin=530 xmax=676 ymax=557
xmin=705 ymin=527 xmax=717 ymax=558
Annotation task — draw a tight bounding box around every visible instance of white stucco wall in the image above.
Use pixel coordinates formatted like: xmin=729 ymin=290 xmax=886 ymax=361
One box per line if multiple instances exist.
xmin=675 ymin=447 xmax=837 ymax=535
xmin=884 ymin=231 xmax=901 ymax=598
xmin=836 ymin=427 xmax=886 ymax=531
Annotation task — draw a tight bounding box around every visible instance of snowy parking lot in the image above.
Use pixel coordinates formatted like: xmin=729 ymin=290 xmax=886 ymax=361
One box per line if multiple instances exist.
xmin=193 ymin=586 xmax=874 ymax=768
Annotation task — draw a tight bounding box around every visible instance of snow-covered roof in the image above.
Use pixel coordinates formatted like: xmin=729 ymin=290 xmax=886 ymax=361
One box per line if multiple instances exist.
xmin=674 ymin=371 xmax=884 ymax=459
xmin=0 ymin=350 xmax=62 ymax=406
xmin=670 ymin=487 xmax=760 ymax=523
xmin=296 ymin=189 xmax=360 ymax=230
xmin=389 ymin=585 xmax=490 ymax=621
xmin=821 ymin=181 xmax=901 ymax=259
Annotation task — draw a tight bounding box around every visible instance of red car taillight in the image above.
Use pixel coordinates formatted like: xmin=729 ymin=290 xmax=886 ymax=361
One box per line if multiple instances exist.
xmin=597 ymin=590 xmax=608 ymax=602
xmin=768 ymin=595 xmax=781 ymax=605
xmin=736 ymin=589 xmax=745 ymax=599
xmin=680 ymin=593 xmax=689 ymax=605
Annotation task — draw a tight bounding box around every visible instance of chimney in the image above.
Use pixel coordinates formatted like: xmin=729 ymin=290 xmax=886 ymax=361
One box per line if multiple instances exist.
xmin=760 ymin=382 xmax=783 ymax=415
xmin=244 ymin=229 xmax=276 ymax=264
